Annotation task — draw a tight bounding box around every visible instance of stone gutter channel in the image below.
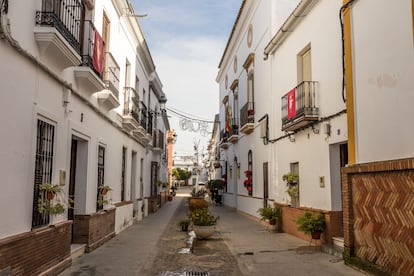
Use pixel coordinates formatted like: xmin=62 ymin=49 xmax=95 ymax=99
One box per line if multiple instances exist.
xmin=139 ymin=197 xmax=242 ymax=276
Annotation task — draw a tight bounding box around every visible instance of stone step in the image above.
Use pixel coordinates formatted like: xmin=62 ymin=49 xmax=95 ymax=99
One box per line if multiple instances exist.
xmin=71 ymin=243 xmax=86 ymax=260
xmin=322 ymin=244 xmax=344 ymax=258
xmin=332 ymin=236 xmax=344 ymax=248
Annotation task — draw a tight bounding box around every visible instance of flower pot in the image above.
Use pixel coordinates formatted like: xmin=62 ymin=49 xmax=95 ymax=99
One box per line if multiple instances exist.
xmin=47 ymin=191 xmax=55 ymax=200
xmin=269 ymin=218 xmax=277 ymax=225
xmin=193 ymin=225 xmax=216 ymax=239
xmin=311 ymin=231 xmax=322 ymax=240
xmin=100 ymin=189 xmax=108 ymax=196
xmin=167 ymin=195 xmax=173 ymax=201
xmin=188 ymin=197 xmax=208 ymax=211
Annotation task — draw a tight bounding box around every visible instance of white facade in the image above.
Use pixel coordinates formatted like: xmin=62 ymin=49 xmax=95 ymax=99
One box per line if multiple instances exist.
xmin=0 ymin=0 xmax=168 ymax=242
xmin=350 ymin=0 xmax=414 ymax=164
xmin=216 ymin=0 xmax=348 ymax=219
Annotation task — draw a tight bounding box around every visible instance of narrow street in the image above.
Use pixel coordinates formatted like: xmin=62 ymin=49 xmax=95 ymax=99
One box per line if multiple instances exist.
xmin=60 ymin=187 xmax=365 ymax=276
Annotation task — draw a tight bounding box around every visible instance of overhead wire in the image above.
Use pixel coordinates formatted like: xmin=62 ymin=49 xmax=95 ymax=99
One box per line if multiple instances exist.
xmin=166 ymin=107 xmax=215 ymax=123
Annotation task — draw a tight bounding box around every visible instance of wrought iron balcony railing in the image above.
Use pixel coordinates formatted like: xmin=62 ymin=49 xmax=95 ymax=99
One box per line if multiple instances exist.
xmin=220 ymin=129 xmax=228 ymax=142
xmin=80 ymin=20 xmax=104 ymax=79
xmin=240 ymin=102 xmax=255 ymax=127
xmin=147 ymin=112 xmax=153 ymax=134
xmin=123 ymin=87 xmax=139 ymax=122
xmin=103 ymin=52 xmax=120 ymax=99
xmin=281 ymin=81 xmax=319 ymax=131
xmin=139 ymin=101 xmax=148 ymax=130
xmin=35 ymin=0 xmax=83 ymax=54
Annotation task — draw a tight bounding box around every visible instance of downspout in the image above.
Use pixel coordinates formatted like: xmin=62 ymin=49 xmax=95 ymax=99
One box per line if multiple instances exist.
xmin=340 ymin=0 xmax=357 ymax=165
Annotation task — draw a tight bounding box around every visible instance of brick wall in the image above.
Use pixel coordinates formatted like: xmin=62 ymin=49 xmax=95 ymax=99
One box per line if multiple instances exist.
xmin=73 ymin=208 xmax=115 ymax=252
xmin=0 ymin=221 xmax=72 ymax=276
xmin=277 ymin=204 xmax=343 ymax=245
xmin=342 ymin=158 xmax=414 ymax=275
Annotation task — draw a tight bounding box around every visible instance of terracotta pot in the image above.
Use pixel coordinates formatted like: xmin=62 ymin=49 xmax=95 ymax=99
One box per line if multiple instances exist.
xmin=311 ymin=231 xmax=322 ymax=240
xmin=269 ymin=219 xmax=277 ymax=225
xmin=188 ymin=197 xmax=208 ymax=211
xmin=100 ymin=189 xmax=108 ymax=196
xmin=47 ymin=191 xmax=55 ymax=200
xmin=167 ymin=195 xmax=173 ymax=201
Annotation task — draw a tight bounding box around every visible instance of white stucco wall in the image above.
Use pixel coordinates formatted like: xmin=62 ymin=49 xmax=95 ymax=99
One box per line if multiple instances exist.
xmin=351 ymin=0 xmax=414 ymax=163
xmin=269 ymin=0 xmax=346 ymax=211
xmin=0 ymin=0 xmax=167 ymax=239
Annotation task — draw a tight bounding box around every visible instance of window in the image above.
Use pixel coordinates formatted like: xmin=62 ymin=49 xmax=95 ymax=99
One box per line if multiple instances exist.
xmin=121 ymin=147 xmax=126 ymax=201
xmin=32 ymin=119 xmax=55 ymax=228
xmin=247 ymin=150 xmax=253 ymax=196
xmin=230 ymin=80 xmax=239 ymax=129
xmin=102 ymin=12 xmax=110 ymax=81
xmin=290 ymin=162 xmax=299 ymax=206
xmin=96 ymin=145 xmax=105 ymax=211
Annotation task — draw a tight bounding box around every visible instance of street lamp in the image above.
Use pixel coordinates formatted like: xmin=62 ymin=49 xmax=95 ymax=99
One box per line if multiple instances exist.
xmin=159 ymin=95 xmax=167 ymax=113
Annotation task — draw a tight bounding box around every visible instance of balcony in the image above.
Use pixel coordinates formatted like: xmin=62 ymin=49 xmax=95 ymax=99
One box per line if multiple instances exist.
xmin=220 ymin=130 xmax=229 ymax=149
xmin=281 ymin=81 xmax=319 ymax=131
xmin=96 ymin=52 xmax=120 ymax=110
xmin=34 ymin=0 xmax=83 ymax=69
xmin=74 ymin=20 xmax=105 ymax=93
xmin=122 ymin=87 xmax=140 ymax=132
xmin=240 ymin=102 xmax=255 ymax=134
xmin=152 ymin=130 xmax=164 ymax=153
xmin=228 ymin=124 xmax=239 ymax=144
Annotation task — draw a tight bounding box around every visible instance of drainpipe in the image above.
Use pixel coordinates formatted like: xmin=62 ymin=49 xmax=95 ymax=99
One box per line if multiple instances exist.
xmin=340 ymin=0 xmax=358 ymax=165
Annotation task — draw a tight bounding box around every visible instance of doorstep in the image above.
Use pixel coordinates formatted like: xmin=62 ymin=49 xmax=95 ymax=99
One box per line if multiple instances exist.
xmin=71 ymin=243 xmax=86 ymax=260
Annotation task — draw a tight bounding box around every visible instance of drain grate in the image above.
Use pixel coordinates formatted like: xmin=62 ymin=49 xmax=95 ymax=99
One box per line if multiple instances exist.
xmin=185 ymin=272 xmax=209 ymax=276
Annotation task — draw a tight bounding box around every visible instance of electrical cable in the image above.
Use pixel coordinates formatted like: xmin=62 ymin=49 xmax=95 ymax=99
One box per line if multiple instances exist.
xmin=166 ymin=107 xmax=214 ymax=123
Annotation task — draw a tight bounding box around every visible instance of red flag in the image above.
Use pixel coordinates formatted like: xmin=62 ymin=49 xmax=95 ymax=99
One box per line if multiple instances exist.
xmin=92 ymin=29 xmax=104 ymax=75
xmin=287 ymin=88 xmax=296 ymax=119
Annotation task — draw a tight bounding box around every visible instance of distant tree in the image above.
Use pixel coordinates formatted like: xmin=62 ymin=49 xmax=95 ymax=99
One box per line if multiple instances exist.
xmin=172 ymin=168 xmax=191 ymax=181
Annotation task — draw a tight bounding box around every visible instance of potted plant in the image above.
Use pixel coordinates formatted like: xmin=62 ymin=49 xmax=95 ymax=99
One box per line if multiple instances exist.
xmin=190 ymin=208 xmax=219 ymax=239
xmin=37 ymin=183 xmax=66 ymax=215
xmin=296 ymin=211 xmax=326 ymax=239
xmin=283 ymin=173 xmax=299 ymax=207
xmin=39 ymin=183 xmax=62 ymax=200
xmin=178 ymin=219 xmax=190 ymax=232
xmin=98 ymin=184 xmax=112 ymax=196
xmin=243 ymin=170 xmax=253 ymax=196
xmin=257 ymin=205 xmax=281 ymax=226
xmin=38 ymin=201 xmax=65 ymax=215
xmin=189 ymin=188 xmax=208 ymax=211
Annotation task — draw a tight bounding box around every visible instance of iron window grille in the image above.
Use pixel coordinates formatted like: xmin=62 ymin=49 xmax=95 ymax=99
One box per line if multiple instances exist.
xmin=32 ymin=119 xmax=55 ymax=228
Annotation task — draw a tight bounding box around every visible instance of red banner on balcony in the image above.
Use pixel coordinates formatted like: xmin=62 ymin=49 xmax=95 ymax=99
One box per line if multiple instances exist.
xmin=287 ymin=88 xmax=296 ymax=119
xmin=92 ymin=30 xmax=104 ymax=75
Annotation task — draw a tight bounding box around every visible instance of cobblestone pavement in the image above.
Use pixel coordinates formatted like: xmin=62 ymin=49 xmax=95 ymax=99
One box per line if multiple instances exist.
xmin=61 ymin=187 xmax=365 ymax=276
xmin=139 ymin=195 xmax=242 ymax=276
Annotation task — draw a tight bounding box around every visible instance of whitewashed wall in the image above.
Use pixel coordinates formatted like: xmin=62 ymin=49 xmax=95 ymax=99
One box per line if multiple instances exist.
xmin=269 ymin=0 xmax=346 ymax=211
xmin=351 ymin=0 xmax=414 ymax=163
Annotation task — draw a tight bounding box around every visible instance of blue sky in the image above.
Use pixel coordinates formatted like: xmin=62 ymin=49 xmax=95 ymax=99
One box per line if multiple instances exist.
xmin=132 ymin=0 xmax=242 ymax=156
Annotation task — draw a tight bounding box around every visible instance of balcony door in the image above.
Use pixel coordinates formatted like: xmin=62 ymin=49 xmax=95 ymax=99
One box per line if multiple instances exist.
xmin=301 ymin=48 xmax=312 ymax=82
xmin=300 ymin=47 xmax=312 ymax=107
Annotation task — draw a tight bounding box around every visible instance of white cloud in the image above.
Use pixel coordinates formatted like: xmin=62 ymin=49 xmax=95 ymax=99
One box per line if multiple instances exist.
xmin=132 ymin=0 xmax=241 ymax=156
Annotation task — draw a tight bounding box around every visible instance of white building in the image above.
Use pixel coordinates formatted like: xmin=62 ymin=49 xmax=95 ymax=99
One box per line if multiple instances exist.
xmin=0 ymin=0 xmax=169 ymax=274
xmin=340 ymin=0 xmax=414 ymax=274
xmin=216 ymin=0 xmax=347 ymax=243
